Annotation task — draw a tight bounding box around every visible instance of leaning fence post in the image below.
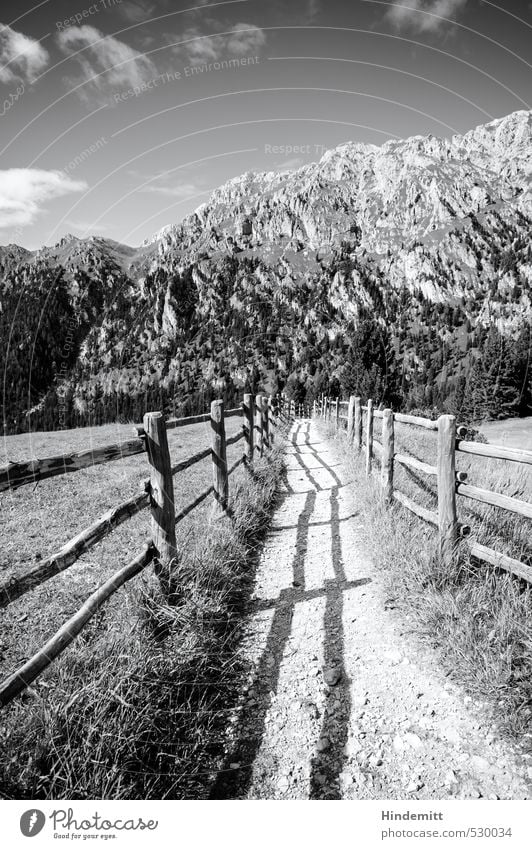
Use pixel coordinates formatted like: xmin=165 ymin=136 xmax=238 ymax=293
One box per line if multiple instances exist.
xmin=346 ymin=395 xmax=355 ymax=443
xmin=437 ymin=414 xmax=458 ymax=566
xmin=243 ymin=393 xmax=254 ymax=464
xmin=354 ymin=397 xmax=362 ymax=451
xmin=143 ymin=411 xmax=177 ymax=591
xmin=381 ymin=409 xmax=394 ymax=502
xmin=365 ymin=399 xmax=374 ymax=476
xmin=211 ymin=400 xmax=228 ymax=514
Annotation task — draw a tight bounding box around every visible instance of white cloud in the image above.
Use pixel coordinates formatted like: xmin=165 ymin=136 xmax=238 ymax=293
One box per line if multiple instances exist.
xmin=0 ymin=23 xmax=49 ymax=85
xmin=385 ymin=0 xmax=467 ymax=32
xmin=141 ymin=182 xmax=203 ymax=198
xmin=225 ymin=23 xmax=266 ymax=55
xmin=180 ymin=22 xmax=266 ymax=65
xmin=0 ymin=169 xmax=86 ymax=228
xmin=56 ymin=25 xmax=157 ymax=103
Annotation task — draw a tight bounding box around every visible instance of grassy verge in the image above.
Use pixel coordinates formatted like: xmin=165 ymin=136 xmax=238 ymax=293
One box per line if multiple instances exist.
xmin=323 ymin=420 xmax=532 ymax=750
xmin=0 ymin=449 xmax=285 ymax=800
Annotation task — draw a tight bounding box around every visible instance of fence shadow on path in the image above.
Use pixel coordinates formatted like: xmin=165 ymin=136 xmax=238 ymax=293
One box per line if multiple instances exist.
xmin=210 ymin=420 xmax=371 ymax=800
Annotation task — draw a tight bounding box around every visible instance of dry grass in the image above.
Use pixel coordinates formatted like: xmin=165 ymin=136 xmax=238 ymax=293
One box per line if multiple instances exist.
xmin=326 ymin=417 xmax=532 ymax=750
xmin=0 ymin=418 xmax=286 ymax=799
xmin=0 ymin=417 xmax=243 ymax=673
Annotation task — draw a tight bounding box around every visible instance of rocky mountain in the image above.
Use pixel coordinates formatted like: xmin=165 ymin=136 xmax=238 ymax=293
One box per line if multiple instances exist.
xmin=1 ymin=110 xmax=531 ymax=432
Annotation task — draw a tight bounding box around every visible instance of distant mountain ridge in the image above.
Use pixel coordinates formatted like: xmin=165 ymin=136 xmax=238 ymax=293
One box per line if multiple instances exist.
xmin=1 ymin=110 xmax=531 ymax=432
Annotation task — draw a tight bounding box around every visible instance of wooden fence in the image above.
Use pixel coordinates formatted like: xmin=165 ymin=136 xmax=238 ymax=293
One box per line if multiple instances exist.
xmin=315 ymin=395 xmax=532 ymax=584
xmin=0 ymin=393 xmax=293 ymax=708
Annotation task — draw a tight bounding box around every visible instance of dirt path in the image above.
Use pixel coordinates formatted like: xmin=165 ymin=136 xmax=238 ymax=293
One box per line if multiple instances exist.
xmin=213 ymin=419 xmax=532 ymax=800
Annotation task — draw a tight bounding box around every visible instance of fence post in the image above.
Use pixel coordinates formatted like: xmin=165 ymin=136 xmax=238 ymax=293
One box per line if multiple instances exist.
xmin=255 ymin=394 xmax=264 ymax=456
xmin=346 ymin=395 xmax=355 ymax=443
xmin=335 ymin=398 xmax=340 ymax=430
xmin=143 ymin=411 xmax=177 ymax=592
xmin=354 ymin=397 xmax=362 ymax=450
xmin=268 ymin=397 xmax=275 ymax=445
xmin=243 ymin=393 xmax=254 ymax=464
xmin=365 ymin=399 xmax=374 ymax=476
xmin=381 ymin=409 xmax=394 ymax=502
xmin=263 ymin=396 xmax=270 ymax=450
xmin=437 ymin=415 xmax=458 ymax=566
xmin=211 ymin=400 xmax=229 ymax=515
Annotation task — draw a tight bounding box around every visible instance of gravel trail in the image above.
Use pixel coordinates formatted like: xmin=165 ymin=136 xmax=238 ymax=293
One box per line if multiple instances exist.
xmin=213 ymin=419 xmax=532 ymax=800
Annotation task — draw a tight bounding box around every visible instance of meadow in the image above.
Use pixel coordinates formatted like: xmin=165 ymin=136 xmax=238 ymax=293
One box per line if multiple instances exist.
xmin=0 ymin=416 xmax=285 ymax=799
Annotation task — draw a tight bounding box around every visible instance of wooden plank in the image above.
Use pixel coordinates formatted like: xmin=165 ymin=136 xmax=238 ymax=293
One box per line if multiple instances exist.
xmin=243 ymin=393 xmax=254 ymax=464
xmin=144 ymin=412 xmax=177 ymax=590
xmin=354 ymin=397 xmax=362 ymax=451
xmin=373 ymin=409 xmax=384 ymax=420
xmin=263 ymin=396 xmax=270 ymax=450
xmin=381 ymin=409 xmax=394 ymax=503
xmin=393 ymin=490 xmax=438 ymax=526
xmin=268 ymin=397 xmax=275 ymax=446
xmin=226 ymin=432 xmax=244 ymax=448
xmin=0 ymin=438 xmax=145 ymax=492
xmin=456 ymin=441 xmax=532 ymax=466
xmin=175 ymin=486 xmax=214 ymax=525
xmin=255 ymin=394 xmax=264 ymax=456
xmin=457 ymin=483 xmax=532 ymax=520
xmin=171 ymin=447 xmax=211 ymax=476
xmin=228 ymin=456 xmax=245 ymax=476
xmin=394 ymin=412 xmax=438 ymax=431
xmin=0 ymin=488 xmax=149 ymax=609
xmin=335 ymin=398 xmax=340 ymax=429
xmin=224 ymin=407 xmax=243 ymax=419
xmin=395 ymin=453 xmax=437 ymax=477
xmin=437 ymin=415 xmax=458 ymax=566
xmin=469 ymin=542 xmax=532 ymax=584
xmin=165 ymin=412 xmax=211 ymax=430
xmin=211 ymin=400 xmax=229 ymax=514
xmin=0 ymin=544 xmax=156 ymax=708
xmin=347 ymin=396 xmax=355 ymax=444
xmin=365 ymin=399 xmax=374 ymax=476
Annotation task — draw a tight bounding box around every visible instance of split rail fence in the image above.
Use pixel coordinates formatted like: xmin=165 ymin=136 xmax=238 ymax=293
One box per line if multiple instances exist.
xmin=0 ymin=393 xmax=293 ymax=708
xmin=315 ymin=395 xmax=532 ymax=584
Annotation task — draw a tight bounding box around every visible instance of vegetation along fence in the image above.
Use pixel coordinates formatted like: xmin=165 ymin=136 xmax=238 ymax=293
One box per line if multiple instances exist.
xmin=315 ymin=394 xmax=532 ymax=584
xmin=0 ymin=393 xmax=294 ymax=708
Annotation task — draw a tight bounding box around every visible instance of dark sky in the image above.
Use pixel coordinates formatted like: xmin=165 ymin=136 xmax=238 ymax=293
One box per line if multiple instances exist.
xmin=0 ymin=0 xmax=531 ymax=248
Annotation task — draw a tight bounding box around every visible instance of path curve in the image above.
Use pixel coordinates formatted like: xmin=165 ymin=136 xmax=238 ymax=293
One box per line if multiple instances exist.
xmin=213 ymin=419 xmax=531 ymax=800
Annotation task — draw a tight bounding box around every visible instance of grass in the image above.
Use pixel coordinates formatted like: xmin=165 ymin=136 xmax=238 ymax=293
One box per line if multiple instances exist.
xmin=0 ymin=417 xmax=243 ymax=670
xmin=0 ymin=418 xmax=286 ymax=799
xmin=324 ymin=416 xmax=532 ymax=750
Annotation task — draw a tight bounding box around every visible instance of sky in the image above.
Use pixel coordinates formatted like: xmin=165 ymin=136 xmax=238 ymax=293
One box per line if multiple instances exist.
xmin=0 ymin=0 xmax=531 ymax=249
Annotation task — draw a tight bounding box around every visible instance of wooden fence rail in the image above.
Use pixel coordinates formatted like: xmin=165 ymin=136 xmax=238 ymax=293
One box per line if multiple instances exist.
xmin=0 ymin=392 xmax=295 ymax=708
xmin=0 ymin=544 xmax=157 ymax=707
xmin=316 ymin=395 xmax=532 ymax=583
